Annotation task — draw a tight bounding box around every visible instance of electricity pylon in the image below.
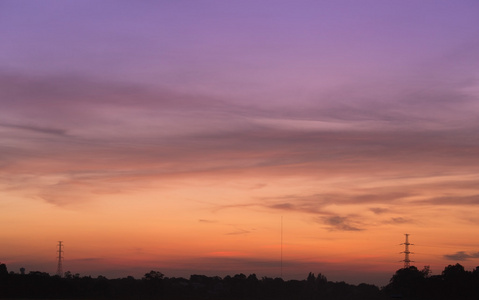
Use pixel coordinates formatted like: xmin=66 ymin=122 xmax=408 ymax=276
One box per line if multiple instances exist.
xmin=400 ymin=234 xmax=413 ymax=268
xmin=57 ymin=241 xmax=64 ymax=277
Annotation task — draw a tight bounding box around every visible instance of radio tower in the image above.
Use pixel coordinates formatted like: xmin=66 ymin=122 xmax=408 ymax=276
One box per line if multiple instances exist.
xmin=401 ymin=234 xmax=413 ymax=268
xmin=56 ymin=241 xmax=64 ymax=277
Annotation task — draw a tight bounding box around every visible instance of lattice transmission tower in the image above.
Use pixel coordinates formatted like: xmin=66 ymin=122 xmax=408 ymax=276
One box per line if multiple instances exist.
xmin=400 ymin=234 xmax=413 ymax=268
xmin=57 ymin=241 xmax=64 ymax=277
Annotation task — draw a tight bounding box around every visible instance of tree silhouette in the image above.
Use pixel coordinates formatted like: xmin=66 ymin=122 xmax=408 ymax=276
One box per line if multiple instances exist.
xmin=143 ymin=270 xmax=164 ymax=280
xmin=385 ymin=266 xmax=426 ymax=298
xmin=2 ymin=261 xmax=479 ymax=300
xmin=0 ymin=263 xmax=7 ymax=278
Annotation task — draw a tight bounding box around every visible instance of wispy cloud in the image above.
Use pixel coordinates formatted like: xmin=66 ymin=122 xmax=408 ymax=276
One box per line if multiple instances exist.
xmin=319 ymin=216 xmax=363 ymax=232
xmin=444 ymin=251 xmax=479 ymax=261
xmin=266 ymin=199 xmax=331 ymax=216
xmin=198 ymin=219 xmax=217 ymax=224
xmin=264 ymin=191 xmax=415 ymax=208
xmin=382 ymin=217 xmax=412 ymax=225
xmin=370 ymin=207 xmax=389 ymax=214
xmin=0 ymin=123 xmax=67 ymax=136
xmin=1 ymin=68 xmax=479 ymax=216
xmin=225 ymin=228 xmax=251 ymax=235
xmin=414 ymin=195 xmax=479 ymax=206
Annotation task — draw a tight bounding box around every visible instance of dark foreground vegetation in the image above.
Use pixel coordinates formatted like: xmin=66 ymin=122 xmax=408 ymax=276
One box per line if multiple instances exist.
xmin=1 ymin=263 xmax=479 ymax=299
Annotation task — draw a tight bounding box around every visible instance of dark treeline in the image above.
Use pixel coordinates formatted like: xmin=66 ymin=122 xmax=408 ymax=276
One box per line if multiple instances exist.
xmin=1 ymin=262 xmax=479 ymax=299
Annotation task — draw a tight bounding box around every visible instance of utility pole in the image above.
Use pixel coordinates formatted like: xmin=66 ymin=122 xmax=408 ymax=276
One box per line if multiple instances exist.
xmin=401 ymin=234 xmax=413 ymax=268
xmin=57 ymin=241 xmax=64 ymax=277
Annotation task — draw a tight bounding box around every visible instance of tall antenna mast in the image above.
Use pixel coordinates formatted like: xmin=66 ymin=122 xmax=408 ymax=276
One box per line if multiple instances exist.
xmin=280 ymin=216 xmax=283 ymax=278
xmin=57 ymin=241 xmax=64 ymax=277
xmin=400 ymin=234 xmax=413 ymax=268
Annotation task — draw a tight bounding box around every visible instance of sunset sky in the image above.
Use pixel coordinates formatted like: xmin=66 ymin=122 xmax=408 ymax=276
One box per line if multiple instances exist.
xmin=1 ymin=0 xmax=479 ymax=286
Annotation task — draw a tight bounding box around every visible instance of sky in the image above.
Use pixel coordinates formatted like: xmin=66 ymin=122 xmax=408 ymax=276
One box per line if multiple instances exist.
xmin=1 ymin=0 xmax=479 ymax=286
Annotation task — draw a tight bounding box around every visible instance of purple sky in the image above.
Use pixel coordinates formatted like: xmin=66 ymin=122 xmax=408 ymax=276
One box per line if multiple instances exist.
xmin=1 ymin=0 xmax=479 ymax=285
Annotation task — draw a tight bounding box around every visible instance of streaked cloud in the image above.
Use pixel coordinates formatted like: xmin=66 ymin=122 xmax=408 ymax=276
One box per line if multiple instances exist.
xmin=0 ymin=123 xmax=67 ymax=136
xmin=388 ymin=218 xmax=410 ymax=224
xmin=414 ymin=195 xmax=479 ymax=206
xmin=444 ymin=251 xmax=479 ymax=261
xmin=225 ymin=228 xmax=251 ymax=236
xmin=198 ymin=219 xmax=218 ymax=224
xmin=370 ymin=208 xmax=389 ymax=215
xmin=319 ymin=216 xmax=363 ymax=232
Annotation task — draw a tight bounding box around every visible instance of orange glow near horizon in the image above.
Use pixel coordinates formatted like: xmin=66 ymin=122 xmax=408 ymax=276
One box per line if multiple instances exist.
xmin=3 ymin=168 xmax=479 ymax=284
xmin=3 ymin=171 xmax=479 ymax=285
